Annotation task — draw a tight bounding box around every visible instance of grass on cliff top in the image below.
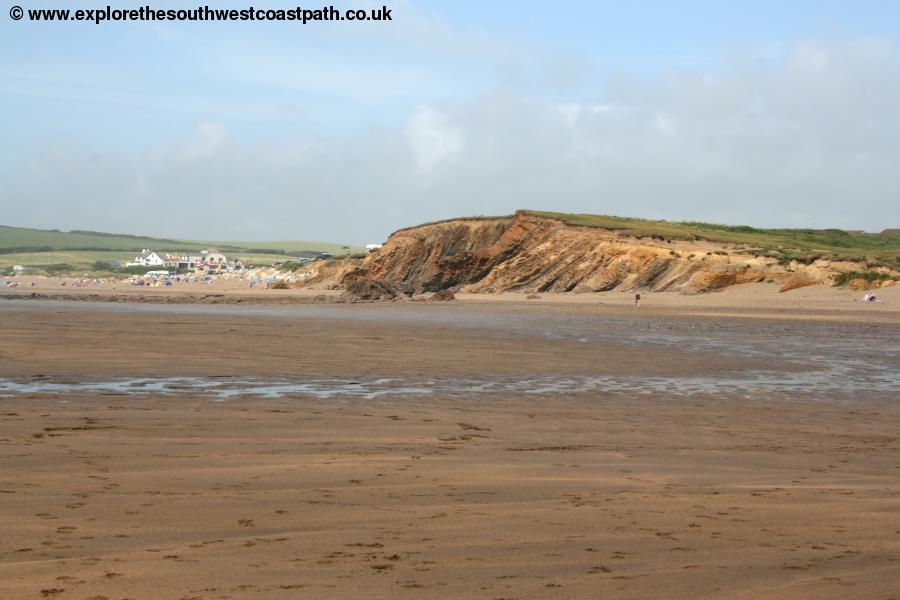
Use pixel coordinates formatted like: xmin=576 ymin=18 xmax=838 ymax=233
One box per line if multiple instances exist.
xmin=525 ymin=210 xmax=900 ymax=267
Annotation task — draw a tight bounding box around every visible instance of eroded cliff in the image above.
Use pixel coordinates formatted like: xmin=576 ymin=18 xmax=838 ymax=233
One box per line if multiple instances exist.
xmin=342 ymin=212 xmax=897 ymax=294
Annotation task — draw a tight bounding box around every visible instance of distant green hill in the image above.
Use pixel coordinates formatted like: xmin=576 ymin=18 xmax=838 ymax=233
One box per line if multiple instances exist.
xmin=0 ymin=225 xmax=192 ymax=253
xmin=0 ymin=225 xmax=361 ymax=256
xmin=0 ymin=225 xmax=363 ymax=272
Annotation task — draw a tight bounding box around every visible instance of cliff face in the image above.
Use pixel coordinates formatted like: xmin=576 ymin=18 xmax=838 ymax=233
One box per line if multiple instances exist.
xmin=345 ymin=212 xmax=887 ymax=294
xmin=346 ymin=218 xmax=516 ymax=292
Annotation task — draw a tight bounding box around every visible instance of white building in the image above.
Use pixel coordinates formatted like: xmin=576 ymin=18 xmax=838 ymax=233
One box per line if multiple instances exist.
xmin=127 ymin=249 xmax=166 ymax=267
xmin=163 ymin=249 xmax=243 ymax=273
xmin=366 ymin=244 xmax=383 ymax=253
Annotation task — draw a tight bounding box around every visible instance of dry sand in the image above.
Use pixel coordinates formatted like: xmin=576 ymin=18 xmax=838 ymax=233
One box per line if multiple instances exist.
xmin=6 ymin=275 xmax=900 ymax=316
xmin=1 ymin=298 xmax=898 ymax=599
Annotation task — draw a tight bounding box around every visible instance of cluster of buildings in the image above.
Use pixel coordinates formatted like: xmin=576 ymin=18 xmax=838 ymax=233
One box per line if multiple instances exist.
xmin=127 ymin=248 xmax=243 ymax=274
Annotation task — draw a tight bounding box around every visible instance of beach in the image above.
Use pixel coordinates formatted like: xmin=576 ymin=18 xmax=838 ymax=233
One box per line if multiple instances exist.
xmin=7 ymin=0 xmax=900 ymax=597
xmin=1 ymin=296 xmax=899 ymax=599
xmin=5 ymin=275 xmax=900 ymax=314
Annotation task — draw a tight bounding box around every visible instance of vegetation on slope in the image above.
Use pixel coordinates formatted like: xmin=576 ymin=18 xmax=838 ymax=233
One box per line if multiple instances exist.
xmin=832 ymin=271 xmax=899 ymax=287
xmin=525 ymin=210 xmax=900 ymax=266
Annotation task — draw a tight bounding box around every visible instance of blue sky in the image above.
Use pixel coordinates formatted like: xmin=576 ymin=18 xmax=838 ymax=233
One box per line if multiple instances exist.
xmin=1 ymin=0 xmax=899 ymax=242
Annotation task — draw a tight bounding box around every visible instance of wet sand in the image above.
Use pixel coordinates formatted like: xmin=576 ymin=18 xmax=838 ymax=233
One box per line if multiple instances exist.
xmin=1 ymin=300 xmax=899 ymax=599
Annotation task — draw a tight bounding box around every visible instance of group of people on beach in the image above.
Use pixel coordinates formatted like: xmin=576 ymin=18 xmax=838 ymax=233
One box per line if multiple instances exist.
xmin=60 ymin=278 xmax=101 ymax=287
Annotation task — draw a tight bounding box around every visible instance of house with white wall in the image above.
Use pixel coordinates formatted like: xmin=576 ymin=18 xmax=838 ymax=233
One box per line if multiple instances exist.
xmin=127 ymin=249 xmax=166 ymax=267
xmin=164 ymin=249 xmax=243 ymax=273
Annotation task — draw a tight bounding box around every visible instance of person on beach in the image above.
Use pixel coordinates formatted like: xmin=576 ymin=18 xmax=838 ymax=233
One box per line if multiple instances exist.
xmin=635 ymin=292 xmax=641 ymax=308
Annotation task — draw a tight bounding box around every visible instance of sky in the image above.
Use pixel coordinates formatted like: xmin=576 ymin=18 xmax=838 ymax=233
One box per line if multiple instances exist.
xmin=1 ymin=0 xmax=899 ymax=243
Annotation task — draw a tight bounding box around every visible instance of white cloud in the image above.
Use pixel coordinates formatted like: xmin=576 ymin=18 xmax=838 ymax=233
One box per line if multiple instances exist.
xmin=2 ymin=38 xmax=899 ymax=242
xmin=790 ymin=41 xmax=830 ymax=73
xmin=405 ymin=106 xmax=462 ymax=172
xmin=149 ymin=122 xmax=231 ymax=162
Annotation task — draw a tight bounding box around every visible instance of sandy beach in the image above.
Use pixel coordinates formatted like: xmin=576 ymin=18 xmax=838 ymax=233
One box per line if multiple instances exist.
xmin=1 ymin=297 xmax=899 ymax=599
xmin=7 ymin=1 xmax=900 ymax=598
xmin=5 ymin=275 xmax=900 ymax=317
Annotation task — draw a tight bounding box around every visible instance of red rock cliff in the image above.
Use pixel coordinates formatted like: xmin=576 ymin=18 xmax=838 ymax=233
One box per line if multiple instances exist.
xmin=344 ymin=212 xmax=884 ymax=294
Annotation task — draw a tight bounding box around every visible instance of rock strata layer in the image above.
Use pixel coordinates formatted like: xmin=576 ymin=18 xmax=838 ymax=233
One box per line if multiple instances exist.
xmin=343 ymin=212 xmax=896 ymax=294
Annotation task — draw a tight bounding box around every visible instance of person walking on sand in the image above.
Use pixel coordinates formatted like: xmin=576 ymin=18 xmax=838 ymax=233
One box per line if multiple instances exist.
xmin=634 ymin=292 xmax=641 ymax=308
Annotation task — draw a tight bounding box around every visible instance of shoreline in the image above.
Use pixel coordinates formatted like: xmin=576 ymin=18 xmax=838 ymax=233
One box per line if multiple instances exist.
xmin=2 ymin=278 xmax=899 ymax=324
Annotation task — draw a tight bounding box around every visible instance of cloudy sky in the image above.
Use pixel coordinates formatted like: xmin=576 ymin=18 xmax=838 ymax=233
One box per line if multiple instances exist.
xmin=1 ymin=0 xmax=899 ymax=243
